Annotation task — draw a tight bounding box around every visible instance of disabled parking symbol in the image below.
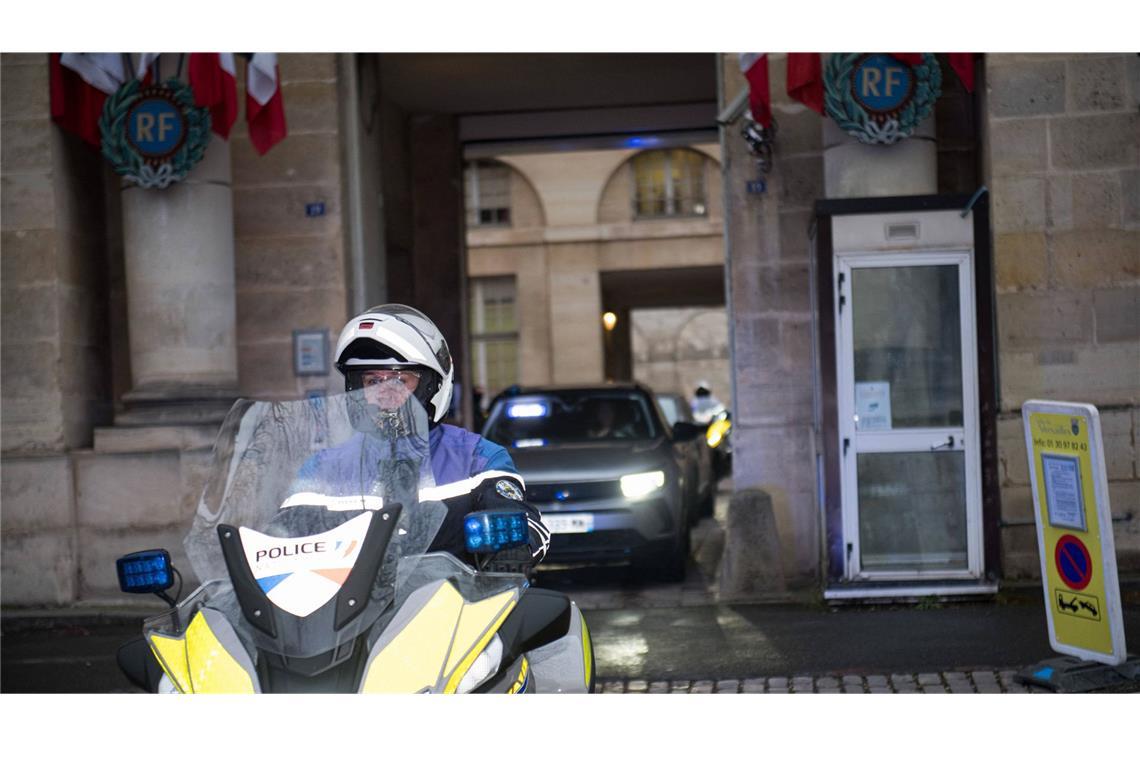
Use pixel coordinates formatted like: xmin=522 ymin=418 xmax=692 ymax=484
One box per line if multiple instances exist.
xmin=1055 ymin=534 xmax=1092 ymax=590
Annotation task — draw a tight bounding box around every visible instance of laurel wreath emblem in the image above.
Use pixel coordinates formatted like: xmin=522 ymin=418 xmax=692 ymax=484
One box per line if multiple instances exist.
xmin=824 ymin=54 xmax=942 ymax=145
xmin=99 ymin=78 xmax=211 ymax=189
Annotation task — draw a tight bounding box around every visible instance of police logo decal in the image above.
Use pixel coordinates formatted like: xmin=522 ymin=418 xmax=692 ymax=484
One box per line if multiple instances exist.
xmin=496 ymin=479 xmax=525 ymax=501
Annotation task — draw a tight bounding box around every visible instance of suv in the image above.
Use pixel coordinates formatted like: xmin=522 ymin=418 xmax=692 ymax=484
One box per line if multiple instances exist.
xmin=482 ymin=383 xmax=705 ymax=580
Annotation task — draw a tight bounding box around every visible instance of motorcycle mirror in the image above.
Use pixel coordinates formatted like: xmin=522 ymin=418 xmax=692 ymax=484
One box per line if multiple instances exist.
xmin=465 ymin=510 xmax=529 ymax=554
xmin=116 ymin=549 xmax=175 ymax=596
xmin=672 ymin=421 xmax=703 ymax=443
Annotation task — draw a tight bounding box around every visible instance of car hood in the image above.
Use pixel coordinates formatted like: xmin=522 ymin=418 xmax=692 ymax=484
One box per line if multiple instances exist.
xmin=508 ymin=440 xmax=669 ymax=483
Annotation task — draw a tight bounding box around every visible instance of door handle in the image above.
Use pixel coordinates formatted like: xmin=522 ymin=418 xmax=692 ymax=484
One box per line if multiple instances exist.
xmin=930 ymin=435 xmax=954 ymax=451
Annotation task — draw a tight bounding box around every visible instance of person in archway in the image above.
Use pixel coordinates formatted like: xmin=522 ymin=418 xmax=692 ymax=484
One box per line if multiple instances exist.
xmin=690 ymin=380 xmax=726 ymax=426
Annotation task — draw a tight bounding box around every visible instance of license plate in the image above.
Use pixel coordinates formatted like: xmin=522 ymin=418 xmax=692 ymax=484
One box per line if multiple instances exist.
xmin=542 ymin=513 xmax=594 ymax=534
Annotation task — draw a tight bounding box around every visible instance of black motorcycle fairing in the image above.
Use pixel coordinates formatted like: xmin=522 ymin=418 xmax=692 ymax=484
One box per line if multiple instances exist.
xmin=497 ymin=587 xmax=573 ymax=664
xmin=117 ymin=635 xmax=166 ymax=693
xmin=258 ymin=637 xmax=371 ymax=692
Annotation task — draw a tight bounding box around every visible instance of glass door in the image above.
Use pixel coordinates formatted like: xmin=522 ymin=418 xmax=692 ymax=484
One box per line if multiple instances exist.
xmin=836 ymin=252 xmax=983 ymax=580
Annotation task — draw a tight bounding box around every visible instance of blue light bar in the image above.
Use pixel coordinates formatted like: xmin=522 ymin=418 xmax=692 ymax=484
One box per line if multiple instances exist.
xmin=116 ymin=549 xmax=174 ymax=594
xmin=464 ymin=510 xmax=529 ymax=554
xmin=514 ymin=438 xmax=546 ymax=448
xmin=507 ymin=402 xmax=548 ymax=419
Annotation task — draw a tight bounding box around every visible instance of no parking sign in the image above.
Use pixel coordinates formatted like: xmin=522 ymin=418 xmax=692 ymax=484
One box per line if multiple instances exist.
xmin=1022 ymin=401 xmax=1126 ymax=665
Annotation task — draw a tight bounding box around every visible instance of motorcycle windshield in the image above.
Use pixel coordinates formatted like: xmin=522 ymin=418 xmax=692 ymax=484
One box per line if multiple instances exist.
xmin=171 ymin=388 xmax=448 ymax=660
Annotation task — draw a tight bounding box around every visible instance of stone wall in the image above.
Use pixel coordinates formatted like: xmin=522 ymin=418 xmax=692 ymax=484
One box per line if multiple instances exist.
xmin=2 ymin=54 xmax=358 ymax=608
xmin=1 ymin=54 xmax=111 ymax=454
xmin=720 ymin=53 xmax=823 ymax=588
xmin=987 ymin=53 xmax=1140 ymax=577
xmin=632 ymin=307 xmax=731 ymax=404
xmin=232 ymin=53 xmax=351 ymax=401
xmin=2 ymin=54 xmax=113 ymax=605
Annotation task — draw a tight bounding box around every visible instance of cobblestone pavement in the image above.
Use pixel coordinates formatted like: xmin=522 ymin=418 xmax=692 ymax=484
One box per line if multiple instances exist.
xmin=596 ymin=670 xmax=1051 ymax=693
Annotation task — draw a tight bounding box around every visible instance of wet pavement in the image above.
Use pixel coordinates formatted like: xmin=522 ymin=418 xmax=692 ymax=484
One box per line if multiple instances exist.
xmin=3 ymin=484 xmax=1138 ymax=694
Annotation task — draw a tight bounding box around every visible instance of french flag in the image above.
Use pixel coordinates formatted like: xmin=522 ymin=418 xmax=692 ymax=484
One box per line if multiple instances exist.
xmin=246 ymin=53 xmax=287 ymax=156
xmin=189 ymin=53 xmax=238 ymax=138
xmin=50 ymin=53 xmax=136 ymax=147
xmin=738 ymin=53 xmax=771 ymax=128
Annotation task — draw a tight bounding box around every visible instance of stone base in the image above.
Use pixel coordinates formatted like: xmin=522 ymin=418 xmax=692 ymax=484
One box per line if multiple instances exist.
xmin=73 ymin=445 xmax=211 ymax=604
xmin=117 ymin=383 xmax=237 ymax=427
xmin=1 ymin=531 xmax=78 ymax=607
xmin=717 ymin=488 xmax=788 ymax=600
xmin=94 ymin=424 xmax=220 ymax=454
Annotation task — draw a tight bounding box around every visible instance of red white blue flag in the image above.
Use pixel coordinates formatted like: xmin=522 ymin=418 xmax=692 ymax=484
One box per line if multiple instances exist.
xmin=246 ymin=53 xmax=287 ymax=156
xmin=738 ymin=53 xmax=771 ymax=128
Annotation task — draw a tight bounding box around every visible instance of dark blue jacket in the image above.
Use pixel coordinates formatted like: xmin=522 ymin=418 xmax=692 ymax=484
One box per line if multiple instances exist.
xmin=290 ymin=424 xmax=548 ymax=563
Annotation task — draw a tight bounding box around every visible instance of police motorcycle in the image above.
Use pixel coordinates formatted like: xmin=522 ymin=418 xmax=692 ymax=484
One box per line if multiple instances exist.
xmin=114 ymin=389 xmax=595 ymax=693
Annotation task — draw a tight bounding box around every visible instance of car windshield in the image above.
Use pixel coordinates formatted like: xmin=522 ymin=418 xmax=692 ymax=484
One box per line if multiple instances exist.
xmin=485 ymin=390 xmax=659 ymax=446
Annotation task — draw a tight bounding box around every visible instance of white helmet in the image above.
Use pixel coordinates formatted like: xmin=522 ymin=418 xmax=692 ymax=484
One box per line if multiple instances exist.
xmin=334 ymin=304 xmax=454 ymax=423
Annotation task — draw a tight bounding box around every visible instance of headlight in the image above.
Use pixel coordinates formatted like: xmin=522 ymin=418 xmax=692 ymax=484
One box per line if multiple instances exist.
xmin=456 ymin=634 xmax=504 ymax=694
xmin=620 ymin=470 xmax=665 ymax=500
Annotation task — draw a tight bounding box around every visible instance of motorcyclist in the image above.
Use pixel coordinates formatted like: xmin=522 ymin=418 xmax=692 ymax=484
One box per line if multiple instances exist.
xmin=690 ymin=380 xmax=726 ymax=426
xmin=289 ymin=303 xmax=550 ymax=567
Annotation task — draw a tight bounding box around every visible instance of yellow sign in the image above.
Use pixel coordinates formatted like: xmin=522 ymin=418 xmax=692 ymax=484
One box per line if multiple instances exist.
xmin=1023 ymin=401 xmax=1126 ymax=665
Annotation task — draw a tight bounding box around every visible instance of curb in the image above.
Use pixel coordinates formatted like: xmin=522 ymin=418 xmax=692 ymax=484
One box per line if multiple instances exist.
xmin=596 ymin=670 xmax=1054 ymax=694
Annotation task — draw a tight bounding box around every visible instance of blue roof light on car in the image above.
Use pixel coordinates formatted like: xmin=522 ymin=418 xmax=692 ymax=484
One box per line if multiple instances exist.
xmin=507 ymin=402 xmax=548 ymax=418
xmin=514 ymin=438 xmax=546 ymax=448
xmin=465 ymin=510 xmax=530 ymax=554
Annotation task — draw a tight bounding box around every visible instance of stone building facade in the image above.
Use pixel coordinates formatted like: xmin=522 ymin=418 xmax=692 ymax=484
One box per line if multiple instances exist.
xmin=2 ymin=54 xmax=359 ymax=605
xmin=1 ymin=52 xmax=1136 ymax=608
xmin=464 ymin=145 xmax=729 ymax=402
xmin=719 ymin=53 xmax=1138 ymax=595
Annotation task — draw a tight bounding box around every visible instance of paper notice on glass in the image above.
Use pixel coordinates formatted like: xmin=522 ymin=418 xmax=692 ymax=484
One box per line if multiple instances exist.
xmin=855 ymin=382 xmax=892 ymax=431
xmin=1041 ymin=454 xmax=1086 ymax=531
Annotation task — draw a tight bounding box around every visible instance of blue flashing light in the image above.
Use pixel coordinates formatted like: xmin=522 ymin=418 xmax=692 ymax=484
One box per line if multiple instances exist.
xmin=514 ymin=438 xmax=546 ymax=448
xmin=116 ymin=549 xmax=174 ymax=594
xmin=507 ymin=402 xmax=548 ymax=419
xmin=464 ymin=510 xmax=530 ymax=554
xmin=623 ymin=135 xmax=661 ymax=148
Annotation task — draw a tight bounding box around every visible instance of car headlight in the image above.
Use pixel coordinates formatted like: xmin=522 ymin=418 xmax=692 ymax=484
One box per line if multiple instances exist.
xmin=456 ymin=634 xmax=504 ymax=694
xmin=620 ymin=470 xmax=665 ymax=500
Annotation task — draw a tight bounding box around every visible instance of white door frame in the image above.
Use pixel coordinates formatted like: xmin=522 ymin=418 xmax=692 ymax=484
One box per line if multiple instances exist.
xmin=835 ymin=248 xmax=984 ymax=582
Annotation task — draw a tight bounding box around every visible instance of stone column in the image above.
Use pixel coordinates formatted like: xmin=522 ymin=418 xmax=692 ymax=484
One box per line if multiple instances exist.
xmin=823 ymin=117 xmax=937 ymax=198
xmin=116 ymin=138 xmax=238 ymax=425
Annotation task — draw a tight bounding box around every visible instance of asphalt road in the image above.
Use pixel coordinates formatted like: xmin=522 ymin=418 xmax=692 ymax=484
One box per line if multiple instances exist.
xmin=2 ymin=619 xmax=142 ymax=693
xmin=583 ymin=598 xmax=1130 ymax=681
xmin=4 ymin=584 xmax=1138 ymax=692
xmin=4 ymin=482 xmax=1137 ymax=692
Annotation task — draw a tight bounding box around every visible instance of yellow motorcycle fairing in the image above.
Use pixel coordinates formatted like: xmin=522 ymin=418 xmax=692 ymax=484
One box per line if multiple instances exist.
xmin=147 ymin=607 xmax=259 ymax=694
xmin=359 ymin=579 xmax=519 ymax=693
xmin=506 ymin=656 xmax=530 ymax=694
xmin=581 ymin=614 xmax=593 ymax=689
xmin=706 ymin=417 xmax=731 ymax=449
